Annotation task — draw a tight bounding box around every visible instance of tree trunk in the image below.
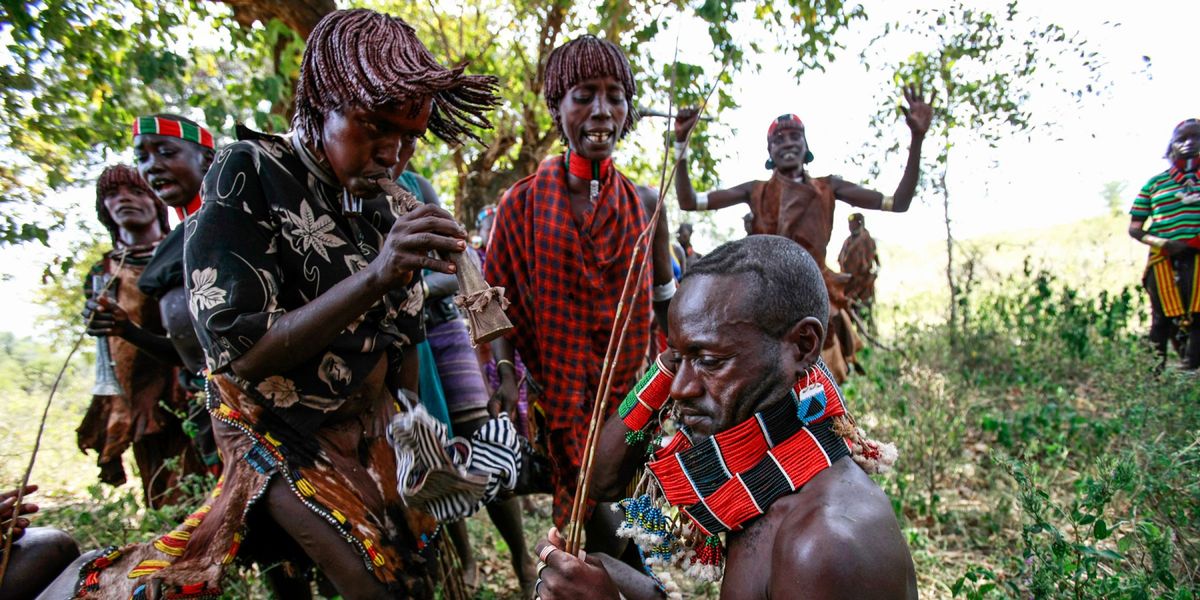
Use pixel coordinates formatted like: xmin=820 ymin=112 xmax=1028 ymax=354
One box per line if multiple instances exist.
xmin=212 ymin=0 xmax=334 ymax=38
xmin=940 ymin=164 xmax=956 ymax=339
xmin=451 ymin=0 xmax=569 ymax=225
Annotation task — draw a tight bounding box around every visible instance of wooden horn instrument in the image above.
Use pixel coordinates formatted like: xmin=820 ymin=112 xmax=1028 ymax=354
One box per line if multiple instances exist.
xmin=376 ymin=178 xmax=513 ymax=346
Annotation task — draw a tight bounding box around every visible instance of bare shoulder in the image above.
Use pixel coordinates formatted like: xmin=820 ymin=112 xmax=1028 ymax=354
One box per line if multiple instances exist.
xmin=636 ymin=184 xmax=659 ymax=210
xmin=768 ymin=458 xmax=917 ymax=599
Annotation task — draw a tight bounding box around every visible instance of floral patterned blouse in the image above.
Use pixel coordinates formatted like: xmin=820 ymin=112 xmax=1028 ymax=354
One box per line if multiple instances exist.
xmin=183 ymin=127 xmax=424 ymax=419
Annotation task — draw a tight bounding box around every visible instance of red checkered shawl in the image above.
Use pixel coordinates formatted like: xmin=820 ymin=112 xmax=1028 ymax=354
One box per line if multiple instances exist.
xmin=485 ymin=155 xmax=651 ymax=432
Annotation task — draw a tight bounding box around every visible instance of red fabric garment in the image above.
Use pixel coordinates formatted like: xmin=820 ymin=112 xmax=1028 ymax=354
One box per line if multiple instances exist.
xmin=486 ymin=154 xmax=651 ymax=429
xmin=485 ymin=155 xmax=652 ymax=520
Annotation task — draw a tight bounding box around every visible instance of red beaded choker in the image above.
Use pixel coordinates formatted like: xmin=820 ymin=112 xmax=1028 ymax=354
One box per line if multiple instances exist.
xmin=565 ymin=150 xmax=612 ymax=201
xmin=616 ymin=359 xmax=856 ymax=584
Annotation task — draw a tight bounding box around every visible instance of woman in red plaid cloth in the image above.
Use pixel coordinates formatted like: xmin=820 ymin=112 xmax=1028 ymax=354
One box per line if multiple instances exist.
xmin=483 ymin=35 xmax=673 ymax=555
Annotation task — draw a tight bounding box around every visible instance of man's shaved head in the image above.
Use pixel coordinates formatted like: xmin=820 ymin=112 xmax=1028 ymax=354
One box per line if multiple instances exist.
xmin=682 ymin=235 xmax=828 ymax=339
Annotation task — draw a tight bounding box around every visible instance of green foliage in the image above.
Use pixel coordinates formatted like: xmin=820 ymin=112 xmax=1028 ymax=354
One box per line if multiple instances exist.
xmin=367 ymin=0 xmax=867 ymax=223
xmin=0 ymin=1 xmax=291 ymax=245
xmin=1101 ymin=181 xmax=1129 ymax=217
xmin=15 ymin=259 xmax=1200 ymax=598
xmin=37 ymin=234 xmax=108 ymax=346
xmin=851 ymin=265 xmax=1199 ymax=598
xmin=859 ymin=1 xmax=1106 ymax=329
xmin=863 ymin=1 xmax=1103 ymax=160
xmin=2 ymin=0 xmax=869 ymax=243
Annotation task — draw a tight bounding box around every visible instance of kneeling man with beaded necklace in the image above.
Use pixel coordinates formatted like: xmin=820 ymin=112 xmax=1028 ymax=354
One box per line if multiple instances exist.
xmin=533 ymin=235 xmax=917 ymax=600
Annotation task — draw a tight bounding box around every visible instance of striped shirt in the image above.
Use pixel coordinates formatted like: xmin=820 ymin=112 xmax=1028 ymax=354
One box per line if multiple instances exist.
xmin=1130 ymin=166 xmax=1200 ymax=240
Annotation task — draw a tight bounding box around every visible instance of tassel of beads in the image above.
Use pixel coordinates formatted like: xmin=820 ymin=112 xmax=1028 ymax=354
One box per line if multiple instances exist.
xmin=685 ymin=534 xmax=725 ymax=582
xmin=615 ymin=495 xmax=674 ymax=560
xmin=832 ymin=414 xmax=898 ymax=474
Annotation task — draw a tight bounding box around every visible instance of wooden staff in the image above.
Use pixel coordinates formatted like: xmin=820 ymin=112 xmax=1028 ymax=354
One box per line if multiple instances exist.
xmin=638 ymin=107 xmax=714 ymax=121
xmin=564 ymin=64 xmax=729 ymax=554
xmin=376 ymin=178 xmax=513 ymax=345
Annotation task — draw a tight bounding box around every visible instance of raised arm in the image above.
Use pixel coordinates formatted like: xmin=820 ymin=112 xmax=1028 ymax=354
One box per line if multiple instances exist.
xmin=673 ymin=108 xmax=754 ymax=211
xmin=832 ymin=85 xmax=932 ymax=212
xmin=638 ymin=185 xmax=674 ymax=333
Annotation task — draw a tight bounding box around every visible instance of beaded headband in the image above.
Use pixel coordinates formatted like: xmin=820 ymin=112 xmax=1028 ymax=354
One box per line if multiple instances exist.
xmin=132 ymin=116 xmax=215 ymax=150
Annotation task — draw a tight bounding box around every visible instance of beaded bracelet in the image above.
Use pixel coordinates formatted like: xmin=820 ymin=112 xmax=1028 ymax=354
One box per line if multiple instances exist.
xmin=618 ymin=355 xmax=675 ymax=434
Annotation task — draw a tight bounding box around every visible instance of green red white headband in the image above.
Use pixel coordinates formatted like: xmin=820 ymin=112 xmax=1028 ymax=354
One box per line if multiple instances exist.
xmin=132 ymin=116 xmax=215 ymax=150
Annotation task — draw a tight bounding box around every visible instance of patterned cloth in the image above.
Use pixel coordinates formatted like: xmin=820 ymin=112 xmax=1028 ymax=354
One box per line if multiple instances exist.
xmin=389 ymin=411 xmax=524 ymax=522
xmin=426 ymin=319 xmax=490 ymax=423
xmin=484 ymin=154 xmax=652 ymax=527
xmin=1145 ymin=248 xmax=1200 ymax=319
xmin=73 ymin=371 xmax=443 ymax=599
xmin=838 ymin=228 xmax=878 ymax=305
xmin=77 ymin=245 xmax=206 ymax=508
xmin=1130 ymin=165 xmax=1200 ymax=240
xmin=184 ymin=127 xmax=425 ymax=423
xmin=137 ymin=225 xmax=187 ymax=300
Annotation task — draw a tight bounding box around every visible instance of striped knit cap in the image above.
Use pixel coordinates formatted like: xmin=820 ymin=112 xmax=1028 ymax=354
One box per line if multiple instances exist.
xmin=132 ymin=115 xmax=215 ymax=149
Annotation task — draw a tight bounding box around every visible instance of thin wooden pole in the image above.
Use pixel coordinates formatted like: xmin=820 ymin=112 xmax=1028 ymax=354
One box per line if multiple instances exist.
xmin=0 ymin=254 xmax=125 ymax=585
xmin=564 ymin=63 xmax=728 ymax=553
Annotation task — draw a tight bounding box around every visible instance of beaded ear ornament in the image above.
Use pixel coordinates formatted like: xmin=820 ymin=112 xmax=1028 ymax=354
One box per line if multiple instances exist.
xmin=614 ymin=358 xmax=897 ymax=588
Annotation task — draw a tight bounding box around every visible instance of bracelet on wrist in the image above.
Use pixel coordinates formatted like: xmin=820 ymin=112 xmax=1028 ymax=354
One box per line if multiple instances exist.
xmin=618 ymin=355 xmax=675 ymax=433
xmin=1144 ymin=235 xmax=1168 ymax=249
xmin=674 ymin=140 xmax=688 ymax=160
xmin=496 ymin=359 xmax=516 ymax=373
xmin=652 ymin=279 xmax=677 ymax=302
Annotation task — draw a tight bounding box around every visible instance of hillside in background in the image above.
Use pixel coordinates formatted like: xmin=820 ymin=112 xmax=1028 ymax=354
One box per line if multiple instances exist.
xmin=873 ymin=212 xmax=1145 ymax=326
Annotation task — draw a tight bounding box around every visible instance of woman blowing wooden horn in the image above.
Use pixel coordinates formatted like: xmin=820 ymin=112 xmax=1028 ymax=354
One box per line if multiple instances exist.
xmin=51 ymin=9 xmax=499 ymax=599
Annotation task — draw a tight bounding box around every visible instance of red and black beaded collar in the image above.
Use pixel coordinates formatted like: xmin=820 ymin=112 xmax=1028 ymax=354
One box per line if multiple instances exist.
xmin=647 ymin=360 xmax=850 ymax=536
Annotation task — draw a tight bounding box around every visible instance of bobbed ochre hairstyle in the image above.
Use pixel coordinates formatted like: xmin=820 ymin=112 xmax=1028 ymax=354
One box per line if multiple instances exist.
xmin=543 ymin=35 xmax=637 ymax=141
xmin=95 ymin=165 xmax=169 ymax=246
xmin=292 ymin=9 xmax=500 ymax=148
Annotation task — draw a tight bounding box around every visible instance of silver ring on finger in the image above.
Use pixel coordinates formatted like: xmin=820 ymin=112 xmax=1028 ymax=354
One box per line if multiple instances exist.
xmin=535 ymin=577 xmax=543 ymax=599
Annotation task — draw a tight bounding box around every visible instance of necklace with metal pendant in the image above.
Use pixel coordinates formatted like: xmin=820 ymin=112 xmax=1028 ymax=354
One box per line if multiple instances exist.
xmin=342 ymin=189 xmax=364 ymax=216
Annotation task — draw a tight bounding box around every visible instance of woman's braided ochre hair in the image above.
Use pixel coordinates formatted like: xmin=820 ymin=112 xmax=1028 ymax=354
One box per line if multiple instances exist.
xmin=543 ymin=35 xmax=638 ymax=141
xmin=95 ymin=165 xmax=169 ymax=247
xmin=293 ymin=8 xmax=500 ymax=148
